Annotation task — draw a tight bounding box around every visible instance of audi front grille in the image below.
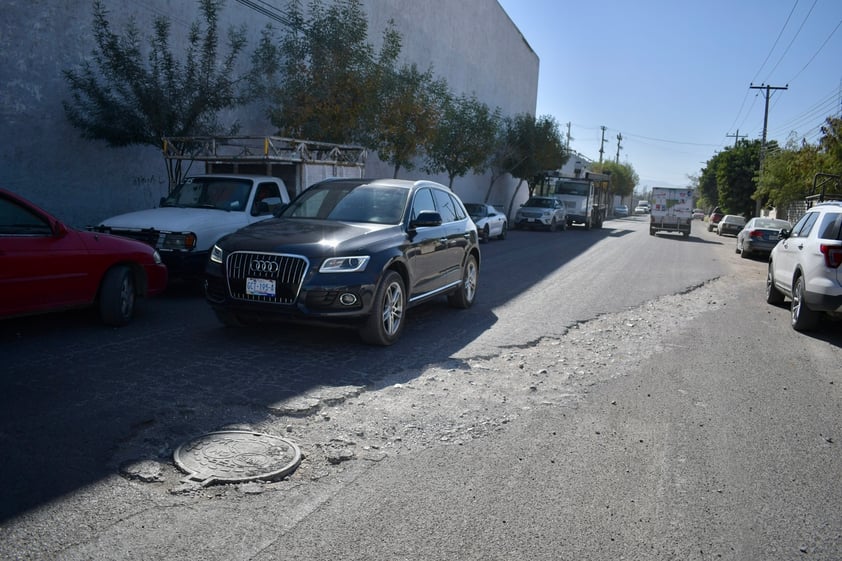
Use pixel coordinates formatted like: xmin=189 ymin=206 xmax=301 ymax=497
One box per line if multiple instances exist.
xmin=225 ymin=251 xmax=309 ymax=304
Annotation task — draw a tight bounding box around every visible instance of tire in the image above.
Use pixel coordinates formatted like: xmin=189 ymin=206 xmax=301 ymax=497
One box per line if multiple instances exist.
xmin=359 ymin=270 xmax=406 ymax=346
xmin=481 ymin=225 xmax=490 ymax=243
xmin=707 ymin=223 xmax=713 ymax=232
xmin=765 ymin=263 xmax=785 ymax=305
xmin=447 ymin=253 xmax=478 ymax=309
xmin=497 ymin=223 xmax=507 ymax=240
xmin=649 ymin=228 xmax=655 ymax=236
xmin=549 ymin=218 xmax=557 ymax=232
xmin=214 ymin=309 xmax=246 ymax=327
xmin=791 ymin=275 xmax=820 ymax=331
xmin=99 ymin=265 xmax=135 ymax=326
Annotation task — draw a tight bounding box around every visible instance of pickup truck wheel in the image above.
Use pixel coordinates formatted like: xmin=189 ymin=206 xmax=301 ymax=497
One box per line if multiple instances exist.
xmin=360 ymin=271 xmax=405 ymax=346
xmin=448 ymin=254 xmax=478 ymax=309
xmin=790 ymin=275 xmax=820 ymax=331
xmin=99 ymin=265 xmax=135 ymax=326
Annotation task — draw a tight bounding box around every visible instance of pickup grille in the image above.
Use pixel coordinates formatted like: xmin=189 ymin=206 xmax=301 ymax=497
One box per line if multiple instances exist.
xmin=225 ymin=251 xmax=308 ymax=304
xmin=95 ymin=227 xmax=162 ymax=248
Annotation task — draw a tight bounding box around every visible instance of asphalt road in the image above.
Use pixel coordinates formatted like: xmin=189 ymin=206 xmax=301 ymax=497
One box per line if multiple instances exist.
xmin=1 ymin=215 xmax=840 ymax=560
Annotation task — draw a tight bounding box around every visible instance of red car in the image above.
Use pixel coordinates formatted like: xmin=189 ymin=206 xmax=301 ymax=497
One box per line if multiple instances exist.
xmin=0 ymin=188 xmax=168 ymax=325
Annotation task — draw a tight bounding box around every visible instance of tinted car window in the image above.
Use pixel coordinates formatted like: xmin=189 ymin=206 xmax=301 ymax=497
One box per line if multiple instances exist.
xmin=411 ymin=188 xmax=436 ymax=222
xmin=817 ymin=212 xmax=842 ymax=240
xmin=432 ymin=188 xmax=458 ymax=223
xmin=0 ymin=197 xmax=51 ymax=235
xmin=449 ymin=193 xmax=467 ymax=221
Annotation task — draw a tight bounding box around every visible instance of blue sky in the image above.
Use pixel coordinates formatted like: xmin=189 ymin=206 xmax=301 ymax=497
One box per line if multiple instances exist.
xmin=496 ymin=0 xmax=842 ymax=190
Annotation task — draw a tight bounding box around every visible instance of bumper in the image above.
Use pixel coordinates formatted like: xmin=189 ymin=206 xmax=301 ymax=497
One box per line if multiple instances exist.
xmin=742 ymin=239 xmax=777 ymax=254
xmin=159 ymin=250 xmax=210 ymax=279
xmin=142 ymin=263 xmax=169 ymax=296
xmin=514 ymin=216 xmax=553 ymax=228
xmin=204 ymin=265 xmax=379 ymax=324
xmin=719 ymin=227 xmax=742 ymax=236
xmin=804 ymin=291 xmax=842 ymax=313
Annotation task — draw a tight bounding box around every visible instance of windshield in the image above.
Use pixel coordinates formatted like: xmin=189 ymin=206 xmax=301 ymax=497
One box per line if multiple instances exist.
xmin=162 ymin=177 xmax=251 ymax=211
xmin=552 ymin=179 xmax=590 ymax=197
xmin=754 ymin=219 xmax=791 ymax=230
xmin=524 ymin=198 xmax=554 ymax=208
xmin=280 ymin=182 xmax=409 ymax=225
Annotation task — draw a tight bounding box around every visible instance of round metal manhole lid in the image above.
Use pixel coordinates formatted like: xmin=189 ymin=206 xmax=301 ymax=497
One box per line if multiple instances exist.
xmin=174 ymin=430 xmax=301 ymax=486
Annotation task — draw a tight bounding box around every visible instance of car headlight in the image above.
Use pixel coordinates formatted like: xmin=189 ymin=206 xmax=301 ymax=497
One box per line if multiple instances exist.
xmin=162 ymin=232 xmax=197 ymax=250
xmin=210 ymin=244 xmax=224 ymax=264
xmin=319 ymin=256 xmax=370 ymax=273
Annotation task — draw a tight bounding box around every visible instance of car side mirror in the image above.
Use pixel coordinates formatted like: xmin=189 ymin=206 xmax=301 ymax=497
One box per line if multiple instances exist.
xmin=778 ymin=229 xmax=790 ymax=240
xmin=411 ymin=210 xmax=443 ymax=228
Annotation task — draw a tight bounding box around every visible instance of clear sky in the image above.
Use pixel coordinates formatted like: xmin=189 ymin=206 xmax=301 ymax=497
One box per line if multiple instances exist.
xmin=496 ymin=0 xmax=842 ymax=190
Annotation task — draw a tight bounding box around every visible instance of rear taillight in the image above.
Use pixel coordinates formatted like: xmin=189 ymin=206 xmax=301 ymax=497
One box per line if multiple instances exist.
xmin=749 ymin=230 xmax=764 ymax=238
xmin=820 ymin=244 xmax=842 ymax=268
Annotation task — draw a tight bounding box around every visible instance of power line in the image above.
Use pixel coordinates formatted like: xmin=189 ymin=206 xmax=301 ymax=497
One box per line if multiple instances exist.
xmin=751 ymin=0 xmax=799 ymax=84
xmin=762 ymin=0 xmax=818 ymax=83
xmin=232 ymin=0 xmax=294 ymax=27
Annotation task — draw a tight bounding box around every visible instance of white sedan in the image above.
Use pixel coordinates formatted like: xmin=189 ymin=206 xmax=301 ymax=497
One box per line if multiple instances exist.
xmin=465 ymin=203 xmax=508 ymax=242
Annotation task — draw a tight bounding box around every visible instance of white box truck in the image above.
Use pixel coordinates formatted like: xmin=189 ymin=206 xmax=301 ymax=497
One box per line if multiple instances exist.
xmin=650 ymin=187 xmax=693 ymax=238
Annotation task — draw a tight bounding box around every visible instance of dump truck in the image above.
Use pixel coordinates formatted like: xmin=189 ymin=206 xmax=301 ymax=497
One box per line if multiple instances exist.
xmin=650 ymin=187 xmax=694 ymax=237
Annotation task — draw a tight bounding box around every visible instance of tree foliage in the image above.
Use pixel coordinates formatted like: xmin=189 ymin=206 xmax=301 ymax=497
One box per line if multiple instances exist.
xmin=588 ymin=161 xmax=639 ymax=200
xmin=250 ymin=0 xmax=401 ymax=144
xmin=63 ymin=0 xmax=248 ymax=185
xmin=504 ymin=114 xmax=567 ymax=214
xmin=423 ymin=94 xmax=501 ymax=188
xmin=373 ymin=63 xmax=449 ymax=177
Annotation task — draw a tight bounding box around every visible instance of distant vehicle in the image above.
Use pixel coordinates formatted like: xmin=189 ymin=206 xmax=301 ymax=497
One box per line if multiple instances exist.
xmin=649 ymin=187 xmax=693 ymax=237
xmin=544 ymin=172 xmax=612 ymax=229
xmin=513 ymin=196 xmax=567 ymax=231
xmin=465 ymin=203 xmax=507 ymax=242
xmin=0 ymin=187 xmax=168 ymax=325
xmin=717 ymin=214 xmax=746 ymax=236
xmin=692 ymin=208 xmax=705 ymax=220
xmin=707 ymin=206 xmax=725 ymax=232
xmin=614 ymin=204 xmax=629 ymax=217
xmin=95 ymin=174 xmax=291 ymax=280
xmin=766 ymin=200 xmax=842 ymax=331
xmin=205 ymin=178 xmax=480 ymax=345
xmin=736 ymin=217 xmax=791 ymax=258
xmin=634 ymin=201 xmax=650 ymax=214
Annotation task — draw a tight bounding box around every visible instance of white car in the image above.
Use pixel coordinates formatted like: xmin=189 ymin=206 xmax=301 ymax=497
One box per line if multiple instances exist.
xmin=465 ymin=203 xmax=508 ymax=242
xmin=766 ymin=201 xmax=842 ymax=330
xmin=513 ymin=196 xmax=567 ymax=231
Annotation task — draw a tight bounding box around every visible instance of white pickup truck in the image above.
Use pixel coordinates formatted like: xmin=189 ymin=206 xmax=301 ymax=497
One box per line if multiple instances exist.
xmin=95 ymin=174 xmax=291 ymax=279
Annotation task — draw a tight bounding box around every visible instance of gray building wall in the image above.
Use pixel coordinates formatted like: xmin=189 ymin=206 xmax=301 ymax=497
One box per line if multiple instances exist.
xmin=1 ymin=0 xmax=538 ymax=227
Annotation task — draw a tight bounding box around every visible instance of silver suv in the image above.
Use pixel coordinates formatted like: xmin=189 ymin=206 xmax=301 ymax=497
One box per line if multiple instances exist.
xmin=766 ymin=201 xmax=842 ymax=330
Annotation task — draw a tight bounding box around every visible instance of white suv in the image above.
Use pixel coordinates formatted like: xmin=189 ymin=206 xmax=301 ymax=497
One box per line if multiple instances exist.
xmin=766 ymin=201 xmax=842 ymax=330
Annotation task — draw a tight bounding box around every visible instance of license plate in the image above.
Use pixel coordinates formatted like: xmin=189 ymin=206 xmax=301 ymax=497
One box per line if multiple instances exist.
xmin=246 ymin=277 xmax=276 ymax=297
xmin=527 ymin=218 xmax=536 ymax=222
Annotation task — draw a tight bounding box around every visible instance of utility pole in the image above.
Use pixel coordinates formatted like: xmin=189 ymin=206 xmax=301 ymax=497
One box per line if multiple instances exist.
xmin=726 ymin=129 xmax=747 ymax=148
xmin=566 ymin=122 xmax=572 ymax=150
xmin=615 ymin=132 xmax=623 ymax=163
xmin=750 ymin=83 xmax=787 ymax=215
xmin=599 ymin=126 xmax=607 ymax=163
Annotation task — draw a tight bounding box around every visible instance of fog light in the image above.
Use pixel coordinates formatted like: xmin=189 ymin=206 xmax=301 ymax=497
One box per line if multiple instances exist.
xmin=339 ymin=293 xmax=358 ymax=306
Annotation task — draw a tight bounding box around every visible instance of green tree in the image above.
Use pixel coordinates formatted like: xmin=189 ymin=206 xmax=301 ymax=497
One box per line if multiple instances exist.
xmin=423 ymin=94 xmax=501 ymax=189
xmin=589 ymin=161 xmax=639 ymax=202
xmin=63 ymin=0 xmax=248 ymax=187
xmin=373 ymin=63 xmax=449 ymax=178
xmin=505 ymin=114 xmax=567 ymax=215
xmin=482 ymin=115 xmax=526 ymax=203
xmin=250 ymin=0 xmax=401 ymax=145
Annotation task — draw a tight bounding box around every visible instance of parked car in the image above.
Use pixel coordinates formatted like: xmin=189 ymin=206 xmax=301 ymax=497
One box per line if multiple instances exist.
xmin=707 ymin=206 xmax=725 ymax=231
xmin=614 ymin=204 xmax=629 ymax=217
xmin=95 ymin=174 xmax=291 ymax=280
xmin=766 ymin=201 xmax=842 ymax=330
xmin=634 ymin=201 xmax=650 ymax=214
xmin=692 ymin=208 xmax=705 ymax=220
xmin=0 ymin=187 xmax=168 ymax=325
xmin=205 ymin=178 xmax=481 ymax=345
xmin=736 ymin=217 xmax=792 ymax=259
xmin=717 ymin=214 xmax=746 ymax=236
xmin=465 ymin=203 xmax=507 ymax=242
xmin=513 ymin=196 xmax=567 ymax=231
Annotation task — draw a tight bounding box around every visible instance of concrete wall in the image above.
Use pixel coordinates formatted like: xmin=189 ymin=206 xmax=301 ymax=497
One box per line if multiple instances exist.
xmin=0 ymin=0 xmax=538 ymax=227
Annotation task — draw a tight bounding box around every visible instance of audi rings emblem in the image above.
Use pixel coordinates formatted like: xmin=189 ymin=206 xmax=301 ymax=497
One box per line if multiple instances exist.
xmin=250 ymin=259 xmax=280 ymax=274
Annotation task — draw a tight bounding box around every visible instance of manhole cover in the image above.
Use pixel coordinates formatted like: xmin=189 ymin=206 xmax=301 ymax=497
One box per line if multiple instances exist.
xmin=174 ymin=430 xmax=301 ymax=486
